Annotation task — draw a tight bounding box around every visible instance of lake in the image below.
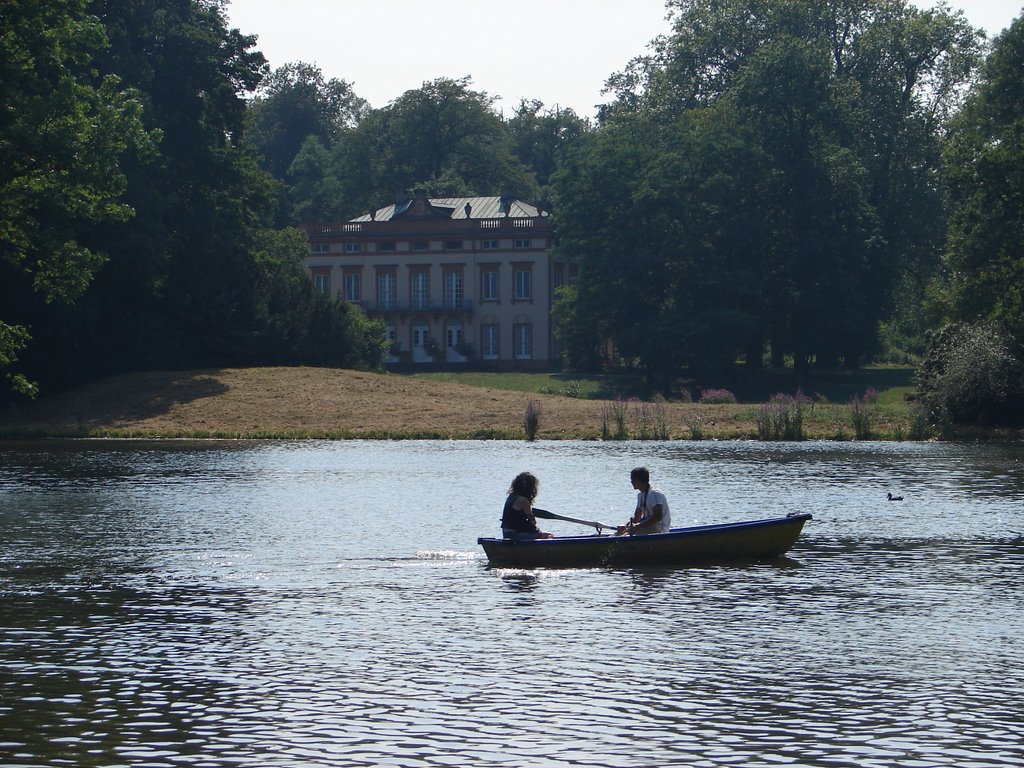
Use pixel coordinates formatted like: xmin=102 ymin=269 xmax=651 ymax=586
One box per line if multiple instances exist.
xmin=1 ymin=439 xmax=1022 ymax=767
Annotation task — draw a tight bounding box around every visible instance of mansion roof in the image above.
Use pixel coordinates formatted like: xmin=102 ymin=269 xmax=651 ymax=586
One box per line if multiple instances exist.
xmin=351 ymin=192 xmax=549 ymax=223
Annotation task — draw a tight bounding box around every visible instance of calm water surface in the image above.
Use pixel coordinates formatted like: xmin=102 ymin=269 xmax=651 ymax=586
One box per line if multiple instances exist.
xmin=1 ymin=439 xmax=1022 ymax=767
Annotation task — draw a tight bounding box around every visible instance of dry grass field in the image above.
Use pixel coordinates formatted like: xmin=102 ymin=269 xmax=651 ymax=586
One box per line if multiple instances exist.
xmin=0 ymin=366 xmax=932 ymax=441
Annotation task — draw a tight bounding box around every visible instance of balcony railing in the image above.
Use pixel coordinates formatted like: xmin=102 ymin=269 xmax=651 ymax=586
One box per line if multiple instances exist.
xmin=359 ymin=299 xmax=474 ymax=313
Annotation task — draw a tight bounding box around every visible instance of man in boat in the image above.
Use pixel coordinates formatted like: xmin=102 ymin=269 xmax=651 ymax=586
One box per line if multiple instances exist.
xmin=501 ymin=471 xmax=554 ymax=540
xmin=616 ymin=467 xmax=671 ymax=535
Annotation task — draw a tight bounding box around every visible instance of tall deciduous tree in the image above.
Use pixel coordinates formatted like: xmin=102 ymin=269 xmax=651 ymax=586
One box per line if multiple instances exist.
xmin=941 ymin=13 xmax=1024 ymax=347
xmin=919 ymin=13 xmax=1024 ymax=425
xmin=0 ymin=0 xmax=152 ymax=395
xmin=5 ymin=0 xmax=386 ymax=398
xmin=557 ymin=0 xmax=979 ymax=384
xmin=507 ymin=100 xmax=591 ymax=195
xmin=249 ymin=62 xmax=368 ymax=180
xmin=289 ymin=77 xmax=540 ymax=221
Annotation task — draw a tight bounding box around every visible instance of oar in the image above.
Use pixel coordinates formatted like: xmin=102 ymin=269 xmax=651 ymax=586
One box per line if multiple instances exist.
xmin=533 ymin=508 xmax=617 ymax=532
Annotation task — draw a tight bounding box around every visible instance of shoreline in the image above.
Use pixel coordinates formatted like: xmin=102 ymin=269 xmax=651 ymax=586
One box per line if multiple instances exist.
xmin=0 ymin=366 xmax=1014 ymax=442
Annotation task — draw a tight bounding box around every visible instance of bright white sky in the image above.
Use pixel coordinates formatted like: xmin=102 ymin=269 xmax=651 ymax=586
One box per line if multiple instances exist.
xmin=226 ymin=0 xmax=1023 ymax=119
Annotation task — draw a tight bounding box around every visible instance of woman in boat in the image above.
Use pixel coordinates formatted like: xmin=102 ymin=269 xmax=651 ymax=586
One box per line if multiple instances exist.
xmin=616 ymin=466 xmax=671 ymax=535
xmin=501 ymin=471 xmax=554 ymax=540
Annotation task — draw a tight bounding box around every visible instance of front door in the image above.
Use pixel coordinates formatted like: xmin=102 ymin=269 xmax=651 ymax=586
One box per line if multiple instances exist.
xmin=446 ymin=322 xmax=465 ymax=362
xmin=412 ymin=322 xmax=431 ymax=363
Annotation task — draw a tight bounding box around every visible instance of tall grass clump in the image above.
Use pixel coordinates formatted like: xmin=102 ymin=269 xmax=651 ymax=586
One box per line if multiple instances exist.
xmin=847 ymin=388 xmax=878 ymax=439
xmin=601 ymin=396 xmax=630 ymax=440
xmin=651 ymin=395 xmax=671 ymax=439
xmin=684 ymin=413 xmax=704 ymax=440
xmin=756 ymin=393 xmax=805 ymax=440
xmin=524 ymin=399 xmax=542 ymax=441
xmin=631 ymin=398 xmax=652 ymax=439
xmin=906 ymin=403 xmax=934 ymax=440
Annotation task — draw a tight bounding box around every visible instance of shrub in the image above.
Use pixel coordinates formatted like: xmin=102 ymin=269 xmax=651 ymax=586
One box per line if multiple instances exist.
xmin=916 ymin=321 xmax=1024 ymax=425
xmin=700 ymin=388 xmax=737 ymax=404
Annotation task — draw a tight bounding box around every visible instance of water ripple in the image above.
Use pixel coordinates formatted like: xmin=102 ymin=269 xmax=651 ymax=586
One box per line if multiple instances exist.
xmin=2 ymin=440 xmax=1023 ymax=767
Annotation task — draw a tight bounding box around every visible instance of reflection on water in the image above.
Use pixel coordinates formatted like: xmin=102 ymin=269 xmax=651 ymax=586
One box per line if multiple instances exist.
xmin=1 ymin=439 xmax=1022 ymax=767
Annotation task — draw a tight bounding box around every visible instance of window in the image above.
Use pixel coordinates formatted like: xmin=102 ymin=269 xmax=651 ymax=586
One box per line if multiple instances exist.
xmin=411 ymin=270 xmax=430 ymax=309
xmin=481 ymin=268 xmax=499 ymax=302
xmin=514 ymin=323 xmax=532 ymax=359
xmin=312 ymin=243 xmax=329 ymax=253
xmin=553 ymin=264 xmax=565 ymax=291
xmin=377 ymin=272 xmax=396 ymax=309
xmin=344 ymin=271 xmax=361 ymax=302
xmin=482 ymin=239 xmax=499 ymax=250
xmin=444 ymin=270 xmax=464 ymax=308
xmin=445 ymin=240 xmax=463 ymax=250
xmin=481 ymin=324 xmax=499 ymax=360
xmin=378 ymin=242 xmax=396 ymax=252
xmin=312 ymin=272 xmax=329 ymax=294
xmin=446 ymin=321 xmax=463 ymax=352
xmin=345 ymin=243 xmax=361 ymax=253
xmin=514 ymin=266 xmax=532 ymax=301
xmin=412 ymin=241 xmax=429 ymax=252
xmin=514 ymin=238 xmax=531 ymax=249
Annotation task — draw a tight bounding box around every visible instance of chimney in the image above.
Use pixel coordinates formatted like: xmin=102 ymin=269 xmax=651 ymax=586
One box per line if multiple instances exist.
xmin=464 ymin=202 xmax=472 ymax=218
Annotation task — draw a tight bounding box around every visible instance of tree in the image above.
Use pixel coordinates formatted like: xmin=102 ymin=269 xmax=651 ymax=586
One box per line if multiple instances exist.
xmin=289 ymin=77 xmax=540 ymax=220
xmin=0 ymin=0 xmax=152 ymax=397
xmin=557 ymin=0 xmax=980 ymax=386
xmin=252 ymin=228 xmax=388 ymax=368
xmin=941 ymin=13 xmax=1024 ymax=348
xmin=919 ymin=12 xmax=1024 ymax=425
xmin=249 ymin=62 xmax=368 ymax=180
xmin=75 ymin=0 xmax=277 ymax=373
xmin=507 ymin=100 xmax=591 ymax=195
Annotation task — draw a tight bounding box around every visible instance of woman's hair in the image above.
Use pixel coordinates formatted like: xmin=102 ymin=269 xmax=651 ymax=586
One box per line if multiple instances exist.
xmin=508 ymin=471 xmax=539 ymax=501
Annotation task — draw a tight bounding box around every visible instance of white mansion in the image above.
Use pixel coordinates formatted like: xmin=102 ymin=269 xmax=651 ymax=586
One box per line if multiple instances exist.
xmin=304 ymin=190 xmax=575 ymax=368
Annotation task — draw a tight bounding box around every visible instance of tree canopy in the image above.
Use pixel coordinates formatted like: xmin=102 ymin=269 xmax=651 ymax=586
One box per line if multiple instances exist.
xmin=918 ymin=13 xmax=1024 ymax=425
xmin=0 ymin=0 xmax=153 ymax=395
xmin=4 ymin=0 xmax=1022 ymax=427
xmin=554 ymin=0 xmax=980 ymax=385
xmin=0 ymin=0 xmax=389 ymax=401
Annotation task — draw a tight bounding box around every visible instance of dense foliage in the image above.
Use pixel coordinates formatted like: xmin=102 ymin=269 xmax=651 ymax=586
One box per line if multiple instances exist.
xmin=284 ymin=78 xmax=587 ymax=222
xmin=0 ymin=0 xmax=388 ymax=402
xmin=3 ymin=0 xmax=1022 ymax=431
xmin=922 ymin=14 xmax=1024 ymax=425
xmin=0 ymin=0 xmax=153 ymax=395
xmin=551 ymin=0 xmax=980 ymax=388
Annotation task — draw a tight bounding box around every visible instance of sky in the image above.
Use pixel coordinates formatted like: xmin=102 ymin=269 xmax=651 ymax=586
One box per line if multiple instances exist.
xmin=225 ymin=0 xmax=1023 ymax=119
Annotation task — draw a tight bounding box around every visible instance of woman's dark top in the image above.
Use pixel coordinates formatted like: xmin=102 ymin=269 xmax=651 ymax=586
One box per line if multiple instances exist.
xmin=501 ymin=494 xmax=538 ymax=533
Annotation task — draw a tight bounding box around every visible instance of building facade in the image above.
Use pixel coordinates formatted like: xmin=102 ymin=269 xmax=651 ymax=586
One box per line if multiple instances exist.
xmin=304 ymin=190 xmax=575 ymax=369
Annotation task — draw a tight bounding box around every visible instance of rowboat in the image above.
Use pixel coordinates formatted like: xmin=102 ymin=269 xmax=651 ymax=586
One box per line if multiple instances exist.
xmin=477 ymin=513 xmax=812 ymax=568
